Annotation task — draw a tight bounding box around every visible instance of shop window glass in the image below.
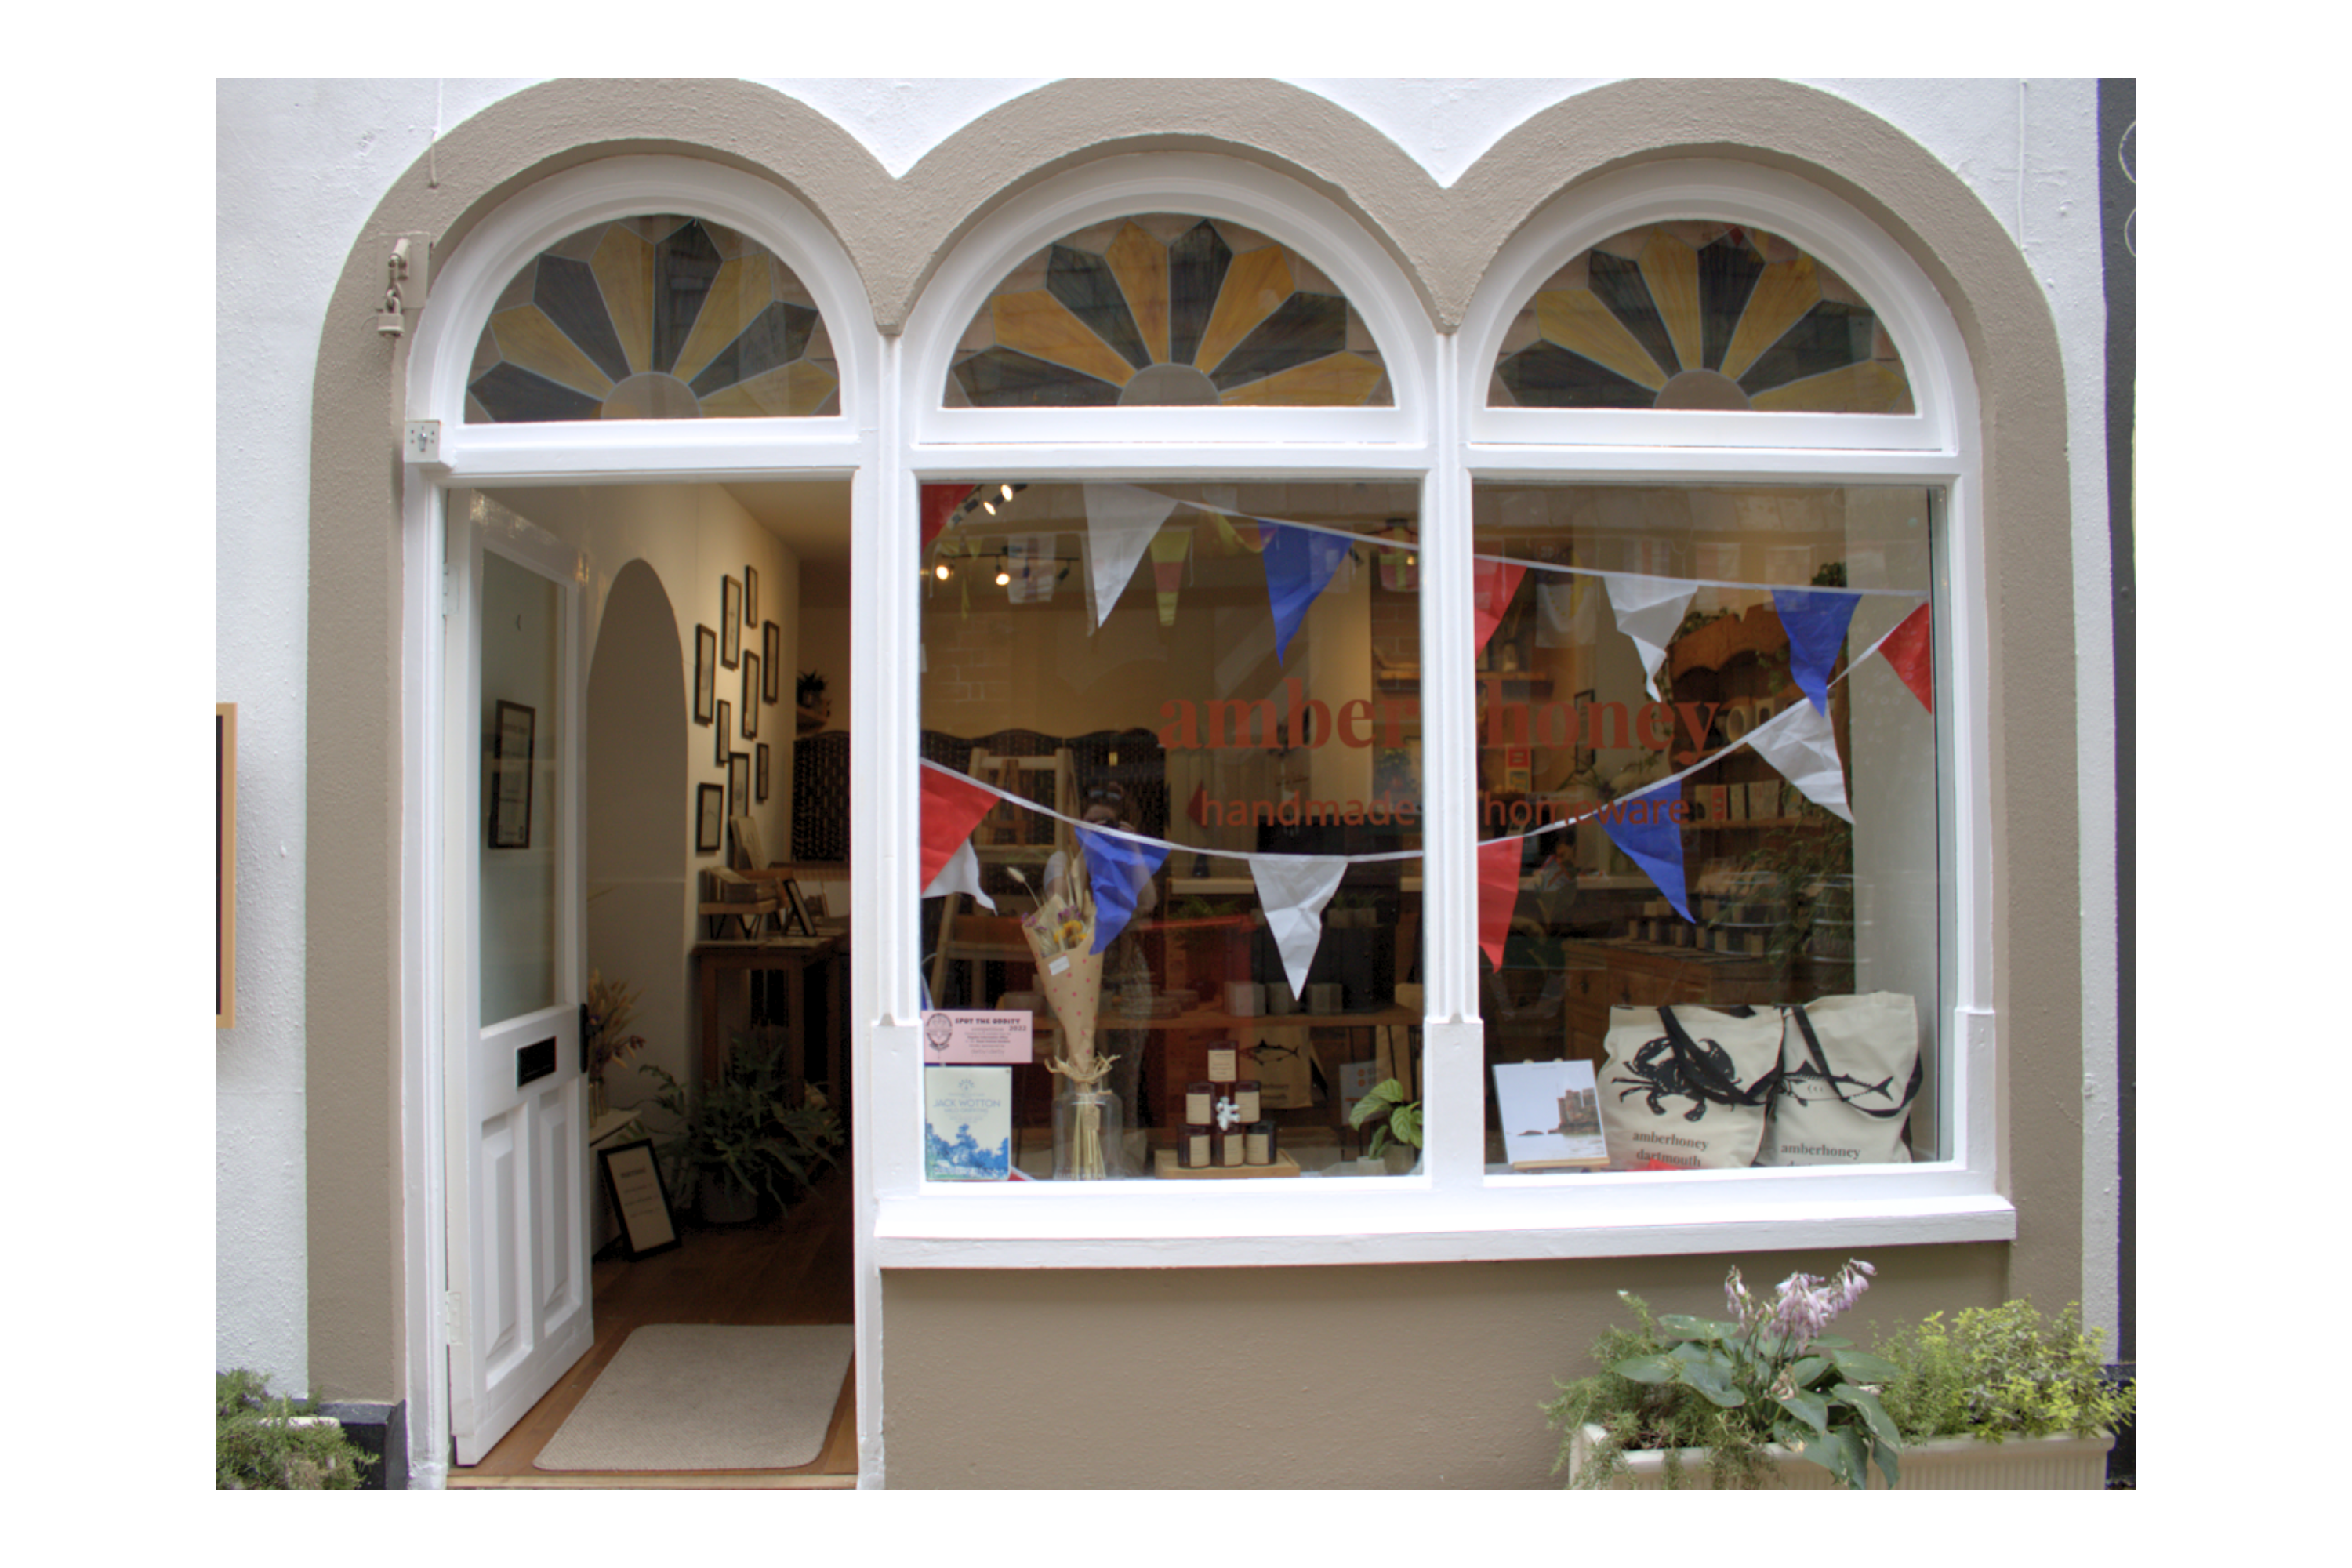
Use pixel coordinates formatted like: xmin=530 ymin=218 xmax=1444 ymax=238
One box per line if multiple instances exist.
xmin=920 ymin=481 xmax=1422 ymax=1180
xmin=464 ymin=216 xmax=838 ymax=422
xmin=1487 ymin=223 xmax=1912 ymax=413
xmin=1470 ymin=484 xmax=1943 ymax=1172
xmin=945 ymin=216 xmax=1392 ymax=408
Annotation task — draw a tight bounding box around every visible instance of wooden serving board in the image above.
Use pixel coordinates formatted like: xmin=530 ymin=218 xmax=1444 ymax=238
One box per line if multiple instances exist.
xmin=1152 ymin=1150 xmax=1301 ymax=1179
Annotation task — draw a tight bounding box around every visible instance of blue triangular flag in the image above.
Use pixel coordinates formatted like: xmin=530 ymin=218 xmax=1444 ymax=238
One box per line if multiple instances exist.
xmin=1261 ymin=521 xmax=1349 ymax=664
xmin=1602 ymin=784 xmax=1690 ymax=923
xmin=1773 ymin=587 xmax=1861 ymax=713
xmin=1080 ymin=826 xmax=1170 ymax=953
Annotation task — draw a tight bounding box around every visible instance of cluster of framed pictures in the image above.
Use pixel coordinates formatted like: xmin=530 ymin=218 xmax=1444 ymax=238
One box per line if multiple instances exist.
xmin=693 ymin=562 xmax=785 ymax=854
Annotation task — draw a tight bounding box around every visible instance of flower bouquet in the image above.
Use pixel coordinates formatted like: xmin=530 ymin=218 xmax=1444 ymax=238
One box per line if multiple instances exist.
xmin=584 ymin=967 xmax=647 ymax=1118
xmin=1019 ymin=840 xmax=1118 ymax=1178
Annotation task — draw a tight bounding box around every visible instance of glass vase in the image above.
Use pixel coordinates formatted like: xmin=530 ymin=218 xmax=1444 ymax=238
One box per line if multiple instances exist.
xmin=1052 ymin=1087 xmax=1123 ymax=1181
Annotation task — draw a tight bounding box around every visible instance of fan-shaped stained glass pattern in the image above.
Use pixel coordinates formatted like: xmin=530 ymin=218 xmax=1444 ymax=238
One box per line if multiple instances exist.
xmin=465 ymin=216 xmax=838 ymax=423
xmin=1490 ymin=223 xmax=1911 ymax=414
xmin=946 ymin=214 xmax=1391 ymax=408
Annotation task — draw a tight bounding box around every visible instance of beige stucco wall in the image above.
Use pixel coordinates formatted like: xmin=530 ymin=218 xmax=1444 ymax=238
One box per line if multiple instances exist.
xmin=306 ymin=79 xmax=2079 ymax=1484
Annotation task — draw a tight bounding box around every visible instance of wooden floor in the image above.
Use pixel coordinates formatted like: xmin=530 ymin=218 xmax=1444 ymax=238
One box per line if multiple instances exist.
xmin=448 ymin=1162 xmax=858 ymax=1488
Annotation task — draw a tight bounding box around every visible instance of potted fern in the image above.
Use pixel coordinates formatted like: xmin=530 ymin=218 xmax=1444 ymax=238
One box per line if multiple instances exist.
xmin=643 ymin=1037 xmax=844 ymax=1224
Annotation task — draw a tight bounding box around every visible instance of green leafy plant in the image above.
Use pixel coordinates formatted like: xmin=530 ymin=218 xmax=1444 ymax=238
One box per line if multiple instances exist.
xmin=1347 ymin=1077 xmax=1421 ymax=1155
xmin=1874 ymin=1299 xmax=2132 ymax=1444
xmin=642 ymin=1037 xmax=844 ymax=1214
xmin=1544 ymin=1261 xmax=1901 ymax=1489
xmin=217 ymin=1370 xmax=372 ymax=1489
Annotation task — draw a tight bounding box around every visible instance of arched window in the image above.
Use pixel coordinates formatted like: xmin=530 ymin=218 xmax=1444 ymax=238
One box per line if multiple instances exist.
xmin=945 ymin=213 xmax=1391 ymax=408
xmin=465 ymin=214 xmax=840 ymax=422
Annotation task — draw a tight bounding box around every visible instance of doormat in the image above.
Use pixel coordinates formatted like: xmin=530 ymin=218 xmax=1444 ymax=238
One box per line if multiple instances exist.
xmin=535 ymin=1324 xmax=854 ymax=1472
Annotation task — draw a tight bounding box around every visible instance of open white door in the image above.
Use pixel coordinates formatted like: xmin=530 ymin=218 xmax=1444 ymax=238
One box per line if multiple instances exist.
xmin=444 ymin=504 xmax=593 ymax=1466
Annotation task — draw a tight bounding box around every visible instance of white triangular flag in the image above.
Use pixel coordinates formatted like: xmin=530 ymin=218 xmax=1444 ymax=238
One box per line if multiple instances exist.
xmin=1744 ymin=697 xmax=1854 ymax=823
xmin=919 ymin=838 xmax=996 ymax=911
xmin=1083 ymin=484 xmax=1181 ymax=630
xmin=1602 ymin=572 xmax=1697 ymax=700
xmin=1248 ymin=854 xmax=1350 ymax=1000
xmin=1534 ymin=579 xmax=1576 ymax=647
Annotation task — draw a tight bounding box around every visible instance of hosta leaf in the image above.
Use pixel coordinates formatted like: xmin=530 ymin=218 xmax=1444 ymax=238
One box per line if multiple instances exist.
xmin=1836 ymin=1382 xmax=1900 ymax=1450
xmin=1809 ymin=1427 xmax=1866 ymax=1489
xmin=1679 ymin=1358 xmax=1747 ymax=1408
xmin=1776 ymin=1388 xmax=1831 ymax=1435
xmin=1787 ymin=1355 xmax=1831 ymax=1388
xmin=1610 ymin=1353 xmax=1680 ymax=1385
xmin=1871 ymin=1436 xmax=1901 ymax=1490
xmin=1810 ymin=1333 xmax=1853 ymax=1349
xmin=1831 ymin=1348 xmax=1901 ymax=1383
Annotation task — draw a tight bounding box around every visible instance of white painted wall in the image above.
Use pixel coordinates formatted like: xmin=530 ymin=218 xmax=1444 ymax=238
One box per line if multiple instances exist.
xmin=214 ymin=78 xmax=2118 ymax=1391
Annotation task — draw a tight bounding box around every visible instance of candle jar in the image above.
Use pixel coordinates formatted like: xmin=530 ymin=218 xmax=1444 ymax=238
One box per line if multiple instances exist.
xmin=1233 ymin=1080 xmax=1261 ymax=1122
xmin=1185 ymin=1082 xmax=1215 ymax=1124
xmin=1219 ymin=1127 xmax=1248 ymax=1167
xmin=1246 ymin=1121 xmax=1277 ymax=1166
xmin=1207 ymin=1043 xmax=1239 ymax=1083
xmin=1179 ymin=1125 xmax=1214 ymax=1169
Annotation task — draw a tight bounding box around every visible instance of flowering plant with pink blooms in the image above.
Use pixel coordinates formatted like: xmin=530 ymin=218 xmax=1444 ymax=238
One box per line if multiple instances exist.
xmin=1546 ymin=1258 xmax=1904 ymax=1488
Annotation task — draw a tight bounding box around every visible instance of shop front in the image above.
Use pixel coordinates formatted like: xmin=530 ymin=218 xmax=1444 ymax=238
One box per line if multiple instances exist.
xmin=234 ymin=78 xmax=2112 ymax=1487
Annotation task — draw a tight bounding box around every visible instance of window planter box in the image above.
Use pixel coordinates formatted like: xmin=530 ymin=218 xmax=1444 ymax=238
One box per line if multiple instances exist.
xmin=1567 ymin=1424 xmax=2114 ymax=1490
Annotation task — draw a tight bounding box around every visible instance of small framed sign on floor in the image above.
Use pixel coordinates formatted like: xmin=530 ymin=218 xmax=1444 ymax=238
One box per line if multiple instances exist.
xmin=597 ymin=1139 xmax=680 ymax=1261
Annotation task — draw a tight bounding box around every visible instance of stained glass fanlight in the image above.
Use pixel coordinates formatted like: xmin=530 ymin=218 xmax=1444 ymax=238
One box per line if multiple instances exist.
xmin=465 ymin=216 xmax=838 ymax=422
xmin=1490 ymin=223 xmax=1911 ymax=414
xmin=946 ymin=214 xmax=1391 ymax=408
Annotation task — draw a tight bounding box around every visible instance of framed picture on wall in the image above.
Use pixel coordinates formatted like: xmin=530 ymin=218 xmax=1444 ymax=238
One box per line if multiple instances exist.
xmin=695 ymin=626 xmax=717 ymax=724
xmin=744 ymin=564 xmax=759 ymax=625
xmin=488 ymin=700 xmax=535 ymax=850
xmin=756 ymin=742 xmax=770 ymax=802
xmin=742 ymin=657 xmax=760 ymax=739
xmin=714 ymin=701 xmax=731 ymax=767
xmin=695 ymin=784 xmax=724 ymax=854
xmin=728 ymin=751 xmax=751 ymax=819
xmin=721 ymin=576 xmax=742 ymax=667
xmin=762 ymin=622 xmax=780 ymax=702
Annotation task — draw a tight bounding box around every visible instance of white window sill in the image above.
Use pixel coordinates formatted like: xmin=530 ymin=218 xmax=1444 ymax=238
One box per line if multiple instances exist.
xmin=871 ymin=1178 xmax=2015 ymax=1269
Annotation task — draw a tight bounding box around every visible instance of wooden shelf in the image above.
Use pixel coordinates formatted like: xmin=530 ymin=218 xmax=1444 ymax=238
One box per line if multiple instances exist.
xmin=1668 ymin=604 xmax=1788 ymax=679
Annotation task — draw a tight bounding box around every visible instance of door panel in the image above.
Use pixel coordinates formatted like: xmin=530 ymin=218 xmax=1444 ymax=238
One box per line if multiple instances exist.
xmin=448 ymin=506 xmax=592 ymax=1467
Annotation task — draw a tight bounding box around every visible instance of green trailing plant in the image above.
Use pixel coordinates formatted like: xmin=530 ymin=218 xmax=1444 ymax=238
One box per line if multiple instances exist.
xmin=642 ymin=1036 xmax=844 ymax=1214
xmin=1544 ymin=1261 xmax=1902 ymax=1489
xmin=217 ymin=1370 xmax=372 ymax=1490
xmin=1873 ymin=1299 xmax=2132 ymax=1444
xmin=1347 ymin=1077 xmax=1421 ymax=1155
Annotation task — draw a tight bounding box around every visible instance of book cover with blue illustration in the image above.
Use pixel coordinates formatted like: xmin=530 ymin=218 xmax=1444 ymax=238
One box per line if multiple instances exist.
xmin=924 ymin=1067 xmax=1013 ymax=1181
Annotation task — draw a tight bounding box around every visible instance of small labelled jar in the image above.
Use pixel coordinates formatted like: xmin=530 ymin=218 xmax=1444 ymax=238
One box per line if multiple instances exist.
xmin=1206 ymin=1042 xmax=1240 ymax=1083
xmin=1246 ymin=1120 xmax=1278 ymax=1167
xmin=1179 ymin=1125 xmax=1216 ymax=1170
xmin=1219 ymin=1127 xmax=1249 ymax=1167
xmin=1185 ymin=1081 xmax=1215 ymax=1125
xmin=1232 ymin=1080 xmax=1261 ymax=1122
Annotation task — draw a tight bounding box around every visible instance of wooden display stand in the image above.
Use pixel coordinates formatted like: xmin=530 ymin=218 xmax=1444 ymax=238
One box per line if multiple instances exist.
xmin=1153 ymin=1149 xmax=1301 ymax=1179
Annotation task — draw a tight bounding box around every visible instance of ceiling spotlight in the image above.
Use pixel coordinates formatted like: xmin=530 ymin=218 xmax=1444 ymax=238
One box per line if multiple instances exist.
xmin=981 ymin=499 xmax=996 ymax=515
xmin=994 ymin=567 xmax=1011 ymax=586
xmin=934 ymin=563 xmax=951 ymax=581
xmin=999 ymin=484 xmax=1014 ymax=502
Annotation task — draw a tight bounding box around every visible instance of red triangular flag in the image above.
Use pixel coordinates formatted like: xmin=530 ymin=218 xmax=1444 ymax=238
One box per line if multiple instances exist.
xmin=920 ymin=484 xmax=977 ymax=557
xmin=1472 ymin=560 xmax=1527 ymax=661
xmin=1880 ymin=604 xmax=1933 ymax=713
xmin=1476 ymin=837 xmax=1523 ymax=975
xmin=919 ymin=764 xmax=1000 ymax=894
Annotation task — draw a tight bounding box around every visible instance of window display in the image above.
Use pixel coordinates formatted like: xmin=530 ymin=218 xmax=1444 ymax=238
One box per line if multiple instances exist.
xmin=1470 ymin=484 xmax=1943 ymax=1167
xmin=920 ymin=481 xmax=1423 ymax=1178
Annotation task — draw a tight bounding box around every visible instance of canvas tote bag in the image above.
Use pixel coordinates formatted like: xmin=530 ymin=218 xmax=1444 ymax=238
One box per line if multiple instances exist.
xmin=1754 ymin=992 xmax=1922 ymax=1167
xmin=1598 ymin=1004 xmax=1784 ymax=1170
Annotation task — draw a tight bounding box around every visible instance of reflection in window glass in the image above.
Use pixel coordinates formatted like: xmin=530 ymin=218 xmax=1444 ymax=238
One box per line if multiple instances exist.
xmin=1488 ymin=223 xmax=1911 ymax=413
xmin=1471 ymin=485 xmax=1941 ymax=1173
xmin=920 ymin=481 xmax=1421 ymax=1181
xmin=465 ymin=216 xmax=838 ymax=423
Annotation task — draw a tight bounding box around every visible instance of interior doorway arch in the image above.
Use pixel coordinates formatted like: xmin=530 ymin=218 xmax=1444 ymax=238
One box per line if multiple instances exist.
xmin=586 ymin=558 xmax=690 ymax=1106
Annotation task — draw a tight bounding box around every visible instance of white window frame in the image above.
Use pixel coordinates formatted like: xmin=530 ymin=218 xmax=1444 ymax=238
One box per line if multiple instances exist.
xmin=872 ymin=158 xmax=2009 ymax=1265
